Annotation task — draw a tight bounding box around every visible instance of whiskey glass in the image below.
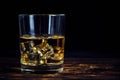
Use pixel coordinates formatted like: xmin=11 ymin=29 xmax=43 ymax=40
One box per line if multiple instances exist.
xmin=18 ymin=14 xmax=65 ymax=73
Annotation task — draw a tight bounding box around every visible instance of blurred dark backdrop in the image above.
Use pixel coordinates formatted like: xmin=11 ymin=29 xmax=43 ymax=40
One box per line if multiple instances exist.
xmin=0 ymin=0 xmax=120 ymax=58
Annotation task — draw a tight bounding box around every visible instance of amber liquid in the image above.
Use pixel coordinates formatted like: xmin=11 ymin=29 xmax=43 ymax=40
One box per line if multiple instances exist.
xmin=20 ymin=35 xmax=65 ymax=73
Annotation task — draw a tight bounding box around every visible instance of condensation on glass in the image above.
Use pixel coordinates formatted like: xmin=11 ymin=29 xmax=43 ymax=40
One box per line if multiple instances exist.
xmin=18 ymin=14 xmax=65 ymax=73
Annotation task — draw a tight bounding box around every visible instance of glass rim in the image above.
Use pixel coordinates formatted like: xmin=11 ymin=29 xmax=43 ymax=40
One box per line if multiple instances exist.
xmin=19 ymin=14 xmax=65 ymax=16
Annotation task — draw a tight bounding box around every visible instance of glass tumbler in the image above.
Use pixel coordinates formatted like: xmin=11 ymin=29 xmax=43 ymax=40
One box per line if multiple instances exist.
xmin=18 ymin=14 xmax=65 ymax=73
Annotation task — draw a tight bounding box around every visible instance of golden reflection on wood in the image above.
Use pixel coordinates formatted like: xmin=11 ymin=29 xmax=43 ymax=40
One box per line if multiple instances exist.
xmin=0 ymin=58 xmax=120 ymax=80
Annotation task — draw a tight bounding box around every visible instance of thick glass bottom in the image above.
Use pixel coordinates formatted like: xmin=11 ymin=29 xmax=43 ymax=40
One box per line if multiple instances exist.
xmin=21 ymin=64 xmax=63 ymax=73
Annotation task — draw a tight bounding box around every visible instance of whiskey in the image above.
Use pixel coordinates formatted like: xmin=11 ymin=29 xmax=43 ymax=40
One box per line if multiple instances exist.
xmin=20 ymin=35 xmax=65 ymax=73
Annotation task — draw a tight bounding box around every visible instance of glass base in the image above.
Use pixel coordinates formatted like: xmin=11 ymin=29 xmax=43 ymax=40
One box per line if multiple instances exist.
xmin=21 ymin=64 xmax=63 ymax=73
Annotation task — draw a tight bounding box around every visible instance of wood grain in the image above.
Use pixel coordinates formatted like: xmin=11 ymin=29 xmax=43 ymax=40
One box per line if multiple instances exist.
xmin=0 ymin=58 xmax=120 ymax=80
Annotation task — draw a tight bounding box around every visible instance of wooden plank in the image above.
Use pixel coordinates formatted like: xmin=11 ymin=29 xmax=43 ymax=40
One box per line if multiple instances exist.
xmin=0 ymin=58 xmax=120 ymax=80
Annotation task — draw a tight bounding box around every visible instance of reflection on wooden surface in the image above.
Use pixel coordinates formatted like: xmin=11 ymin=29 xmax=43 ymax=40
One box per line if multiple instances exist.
xmin=0 ymin=58 xmax=120 ymax=80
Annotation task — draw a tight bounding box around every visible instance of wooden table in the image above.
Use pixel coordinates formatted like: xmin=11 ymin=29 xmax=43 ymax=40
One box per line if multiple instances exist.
xmin=0 ymin=58 xmax=120 ymax=80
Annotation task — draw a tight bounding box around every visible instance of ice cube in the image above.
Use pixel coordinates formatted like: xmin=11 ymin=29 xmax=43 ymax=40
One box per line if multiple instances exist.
xmin=35 ymin=39 xmax=54 ymax=64
xmin=53 ymin=53 xmax=64 ymax=60
xmin=20 ymin=42 xmax=26 ymax=52
xmin=53 ymin=46 xmax=64 ymax=60
xmin=36 ymin=39 xmax=54 ymax=59
xmin=29 ymin=41 xmax=34 ymax=48
xmin=21 ymin=53 xmax=29 ymax=65
xmin=39 ymin=60 xmax=44 ymax=64
xmin=37 ymin=50 xmax=43 ymax=57
xmin=29 ymin=47 xmax=38 ymax=54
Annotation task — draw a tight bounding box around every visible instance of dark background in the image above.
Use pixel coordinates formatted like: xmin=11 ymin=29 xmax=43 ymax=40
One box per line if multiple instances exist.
xmin=0 ymin=0 xmax=120 ymax=58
